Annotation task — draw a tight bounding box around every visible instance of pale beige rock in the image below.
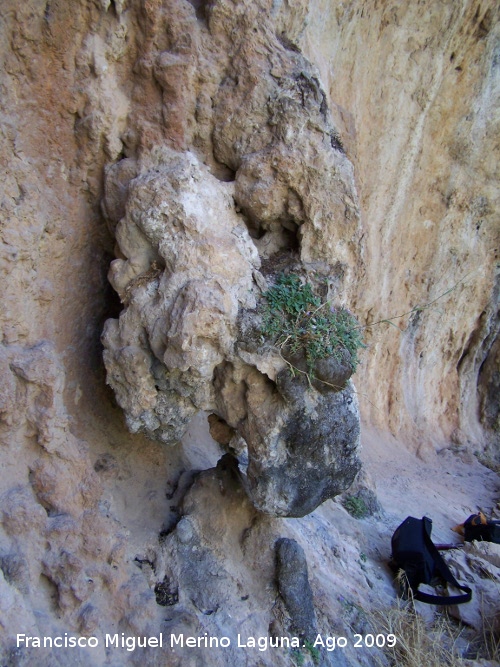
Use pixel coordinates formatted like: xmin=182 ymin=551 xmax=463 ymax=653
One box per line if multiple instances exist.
xmin=301 ymin=1 xmax=500 ymax=458
xmin=102 ymin=148 xmax=261 ymax=444
xmin=99 ymin=0 xmax=363 ymax=516
xmin=0 ymin=0 xmax=498 ymax=665
xmin=444 ymin=541 xmax=500 ymax=632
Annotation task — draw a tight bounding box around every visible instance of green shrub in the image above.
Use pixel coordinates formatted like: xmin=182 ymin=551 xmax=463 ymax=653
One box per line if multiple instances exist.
xmin=342 ymin=494 xmax=369 ymax=519
xmin=260 ymin=273 xmax=365 ymax=377
xmin=304 ymin=639 xmax=320 ymax=664
xmin=290 ymin=647 xmax=305 ymax=666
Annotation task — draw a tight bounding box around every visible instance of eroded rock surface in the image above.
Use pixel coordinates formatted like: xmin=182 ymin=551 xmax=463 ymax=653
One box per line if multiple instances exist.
xmin=213 ymin=363 xmax=360 ymax=516
xmin=101 ymin=0 xmax=362 ymax=517
xmin=1 ymin=0 xmax=499 ymax=664
xmin=275 ymin=538 xmax=317 ymax=640
xmin=302 ymin=1 xmax=500 ymax=460
xmin=102 ymin=148 xmax=260 ymax=443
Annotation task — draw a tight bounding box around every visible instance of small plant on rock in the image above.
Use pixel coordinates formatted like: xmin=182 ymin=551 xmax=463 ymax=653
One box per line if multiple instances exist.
xmin=260 ymin=273 xmax=365 ymax=378
xmin=304 ymin=639 xmax=320 ymax=664
xmin=342 ymin=494 xmax=370 ymax=519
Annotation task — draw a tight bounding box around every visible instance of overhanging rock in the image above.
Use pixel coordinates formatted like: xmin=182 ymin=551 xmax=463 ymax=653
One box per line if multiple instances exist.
xmin=101 ymin=0 xmax=362 ymax=517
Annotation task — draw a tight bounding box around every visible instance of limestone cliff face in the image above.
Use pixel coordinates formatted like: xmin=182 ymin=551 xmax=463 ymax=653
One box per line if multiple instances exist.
xmin=302 ymin=1 xmax=500 ymax=459
xmin=0 ymin=0 xmax=499 ymax=665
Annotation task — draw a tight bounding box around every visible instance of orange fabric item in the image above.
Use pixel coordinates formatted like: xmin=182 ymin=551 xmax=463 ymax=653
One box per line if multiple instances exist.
xmin=452 ymin=511 xmax=487 ymax=535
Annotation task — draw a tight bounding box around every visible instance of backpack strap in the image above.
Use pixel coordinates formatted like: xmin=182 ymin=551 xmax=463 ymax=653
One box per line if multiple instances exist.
xmin=414 ymin=517 xmax=472 ymax=606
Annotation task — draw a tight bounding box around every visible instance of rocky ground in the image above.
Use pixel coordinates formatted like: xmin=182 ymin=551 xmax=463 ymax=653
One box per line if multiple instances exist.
xmin=2 ymin=386 xmax=498 ymax=667
xmin=0 ymin=0 xmax=498 ymax=665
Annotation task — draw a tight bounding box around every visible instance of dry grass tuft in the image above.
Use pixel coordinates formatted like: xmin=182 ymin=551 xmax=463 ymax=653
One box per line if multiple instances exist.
xmin=477 ymin=607 xmax=500 ymax=663
xmin=372 ymin=598 xmax=467 ymax=667
xmin=371 ymin=575 xmax=499 ymax=666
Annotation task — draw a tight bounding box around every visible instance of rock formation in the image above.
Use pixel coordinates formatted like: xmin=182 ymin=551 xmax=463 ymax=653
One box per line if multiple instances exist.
xmin=275 ymin=538 xmax=318 ymax=641
xmin=0 ymin=0 xmax=499 ymax=665
xmin=100 ymin=0 xmax=363 ymax=516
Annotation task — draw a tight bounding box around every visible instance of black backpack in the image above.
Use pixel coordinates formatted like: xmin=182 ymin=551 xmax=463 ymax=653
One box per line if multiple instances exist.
xmin=391 ymin=516 xmax=472 ymax=605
